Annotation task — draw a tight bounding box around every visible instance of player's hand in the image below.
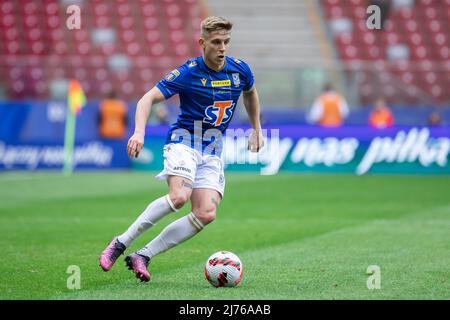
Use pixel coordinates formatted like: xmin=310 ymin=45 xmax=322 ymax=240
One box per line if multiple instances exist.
xmin=248 ymin=129 xmax=264 ymax=153
xmin=127 ymin=132 xmax=144 ymax=158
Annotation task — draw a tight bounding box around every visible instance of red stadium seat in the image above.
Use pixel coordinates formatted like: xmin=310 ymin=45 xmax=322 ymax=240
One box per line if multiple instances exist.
xmin=46 ymin=15 xmax=61 ymax=30
xmin=1 ymin=1 xmax=14 ymax=15
xmin=117 ymin=3 xmax=132 ymax=17
xmin=321 ymin=0 xmax=450 ymax=104
xmin=0 ymin=0 xmax=203 ymax=99
xmin=437 ymin=47 xmax=450 ymax=60
xmin=45 ymin=2 xmax=58 ymax=16
xmin=1 ymin=14 xmax=15 ymax=28
xmin=141 ymin=3 xmax=156 ymax=17
xmin=5 ymin=40 xmax=20 ymax=54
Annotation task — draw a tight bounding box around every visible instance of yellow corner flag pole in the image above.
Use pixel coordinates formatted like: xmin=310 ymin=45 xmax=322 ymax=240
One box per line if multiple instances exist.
xmin=63 ymin=104 xmax=76 ymax=175
xmin=63 ymin=80 xmax=86 ymax=175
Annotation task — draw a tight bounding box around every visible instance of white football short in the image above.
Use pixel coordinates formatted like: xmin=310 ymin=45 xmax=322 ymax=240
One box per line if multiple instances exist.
xmin=155 ymin=143 xmax=225 ymax=198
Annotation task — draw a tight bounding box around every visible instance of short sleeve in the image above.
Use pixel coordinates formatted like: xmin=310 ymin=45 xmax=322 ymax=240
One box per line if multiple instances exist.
xmin=241 ymin=60 xmax=254 ymax=91
xmin=156 ymin=64 xmax=190 ymax=99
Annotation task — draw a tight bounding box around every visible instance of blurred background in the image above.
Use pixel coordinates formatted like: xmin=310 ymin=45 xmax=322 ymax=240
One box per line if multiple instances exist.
xmin=2 ymin=1 xmax=450 ymax=301
xmin=0 ymin=0 xmax=449 ymax=174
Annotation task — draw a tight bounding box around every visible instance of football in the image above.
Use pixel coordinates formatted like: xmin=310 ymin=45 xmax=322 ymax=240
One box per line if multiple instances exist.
xmin=204 ymin=251 xmax=243 ymax=287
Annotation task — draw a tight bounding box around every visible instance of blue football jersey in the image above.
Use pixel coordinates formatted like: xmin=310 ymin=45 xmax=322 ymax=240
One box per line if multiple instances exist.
xmin=156 ymin=56 xmax=254 ymax=155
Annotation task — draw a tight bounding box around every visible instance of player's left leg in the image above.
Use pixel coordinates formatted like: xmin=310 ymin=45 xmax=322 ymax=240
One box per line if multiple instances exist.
xmin=99 ymin=192 xmax=180 ymax=272
xmin=190 ymin=188 xmax=221 ymax=226
xmin=125 ymin=154 xmax=224 ymax=282
xmin=134 ymin=188 xmax=221 ymax=259
xmin=100 ymin=144 xmax=196 ymax=273
xmin=129 ymin=188 xmax=220 ymax=281
xmin=124 ymin=175 xmax=195 ymax=282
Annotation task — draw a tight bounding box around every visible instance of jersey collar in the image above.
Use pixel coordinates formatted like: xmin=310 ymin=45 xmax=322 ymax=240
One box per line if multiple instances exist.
xmin=199 ymin=55 xmax=227 ymax=73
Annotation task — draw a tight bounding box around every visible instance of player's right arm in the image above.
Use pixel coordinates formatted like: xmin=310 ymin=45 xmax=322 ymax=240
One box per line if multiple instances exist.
xmin=127 ymin=86 xmax=165 ymax=158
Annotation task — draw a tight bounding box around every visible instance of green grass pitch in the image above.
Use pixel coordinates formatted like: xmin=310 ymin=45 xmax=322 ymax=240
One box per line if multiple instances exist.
xmin=0 ymin=171 xmax=449 ymax=299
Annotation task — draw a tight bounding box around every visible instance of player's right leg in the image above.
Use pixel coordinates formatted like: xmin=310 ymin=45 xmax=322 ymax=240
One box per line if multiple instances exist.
xmin=99 ymin=176 xmax=192 ymax=272
xmin=99 ymin=236 xmax=127 ymax=272
xmin=124 ymin=175 xmax=194 ymax=281
xmin=99 ymin=195 xmax=176 ymax=272
xmin=126 ymin=185 xmax=221 ymax=281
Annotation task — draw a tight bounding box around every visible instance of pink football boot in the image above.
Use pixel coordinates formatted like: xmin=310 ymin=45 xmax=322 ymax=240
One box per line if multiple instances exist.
xmin=125 ymin=253 xmax=151 ymax=282
xmin=99 ymin=237 xmax=126 ymax=271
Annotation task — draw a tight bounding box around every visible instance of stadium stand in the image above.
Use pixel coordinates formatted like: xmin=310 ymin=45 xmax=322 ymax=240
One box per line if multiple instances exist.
xmin=321 ymin=0 xmax=450 ymax=106
xmin=206 ymin=0 xmax=336 ymax=108
xmin=0 ymin=0 xmax=205 ymax=100
xmin=207 ymin=0 xmax=325 ymax=68
xmin=0 ymin=0 xmax=448 ymax=115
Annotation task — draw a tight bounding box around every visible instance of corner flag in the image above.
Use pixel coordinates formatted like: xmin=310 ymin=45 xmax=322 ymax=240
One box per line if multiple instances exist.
xmin=63 ymin=79 xmax=87 ymax=175
xmin=68 ymin=79 xmax=86 ymax=115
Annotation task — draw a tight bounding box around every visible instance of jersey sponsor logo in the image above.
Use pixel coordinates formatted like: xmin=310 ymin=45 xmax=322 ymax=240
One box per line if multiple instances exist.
xmin=165 ymin=73 xmax=175 ymax=81
xmin=203 ymin=100 xmax=235 ymax=126
xmin=188 ymin=61 xmax=197 ymax=68
xmin=232 ymin=73 xmax=240 ymax=87
xmin=165 ymin=69 xmax=180 ymax=82
xmin=211 ymin=80 xmax=231 ymax=87
xmin=201 ymin=78 xmax=207 ymax=86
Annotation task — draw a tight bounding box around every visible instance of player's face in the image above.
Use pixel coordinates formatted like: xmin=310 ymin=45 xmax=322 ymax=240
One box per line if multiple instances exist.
xmin=200 ymin=31 xmax=231 ymax=69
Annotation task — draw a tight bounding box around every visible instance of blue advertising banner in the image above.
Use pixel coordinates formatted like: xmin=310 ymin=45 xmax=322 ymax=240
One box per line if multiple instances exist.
xmin=1 ymin=100 xmax=449 ymax=174
xmin=132 ymin=125 xmax=450 ymax=175
xmin=0 ymin=101 xmax=133 ymax=170
xmin=0 ymin=140 xmax=130 ymax=170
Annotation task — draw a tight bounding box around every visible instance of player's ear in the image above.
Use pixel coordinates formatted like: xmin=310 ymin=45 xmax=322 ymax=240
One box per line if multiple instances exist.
xmin=198 ymin=37 xmax=205 ymax=46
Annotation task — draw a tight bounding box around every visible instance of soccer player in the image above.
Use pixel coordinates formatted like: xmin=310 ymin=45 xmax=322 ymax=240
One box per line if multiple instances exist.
xmin=99 ymin=16 xmax=264 ymax=282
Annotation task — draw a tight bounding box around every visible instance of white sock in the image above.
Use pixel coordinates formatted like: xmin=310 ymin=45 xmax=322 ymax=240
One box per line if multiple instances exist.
xmin=117 ymin=195 xmax=178 ymax=247
xmin=136 ymin=212 xmax=204 ymax=259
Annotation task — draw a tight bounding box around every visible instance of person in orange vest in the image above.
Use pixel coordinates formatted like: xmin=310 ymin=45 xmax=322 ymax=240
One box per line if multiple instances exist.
xmin=307 ymin=83 xmax=349 ymax=127
xmin=368 ymin=97 xmax=394 ymax=129
xmin=98 ymin=90 xmax=128 ymax=139
xmin=427 ymin=111 xmax=442 ymax=127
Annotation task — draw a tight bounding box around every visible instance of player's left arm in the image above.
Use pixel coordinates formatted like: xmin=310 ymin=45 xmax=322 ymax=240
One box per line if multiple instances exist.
xmin=243 ymin=85 xmax=264 ymax=152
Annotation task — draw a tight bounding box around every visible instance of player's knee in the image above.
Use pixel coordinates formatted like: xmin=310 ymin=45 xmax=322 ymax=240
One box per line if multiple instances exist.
xmin=193 ymin=205 xmax=216 ymax=225
xmin=168 ymin=191 xmax=189 ymax=210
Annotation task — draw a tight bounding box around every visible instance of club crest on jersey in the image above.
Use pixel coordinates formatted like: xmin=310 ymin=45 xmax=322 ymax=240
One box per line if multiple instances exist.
xmin=165 ymin=69 xmax=180 ymax=82
xmin=203 ymin=100 xmax=235 ymax=126
xmin=232 ymin=73 xmax=240 ymax=87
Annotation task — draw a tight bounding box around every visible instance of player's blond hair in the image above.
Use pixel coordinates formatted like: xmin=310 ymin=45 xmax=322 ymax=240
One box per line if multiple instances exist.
xmin=200 ymin=16 xmax=233 ymax=39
